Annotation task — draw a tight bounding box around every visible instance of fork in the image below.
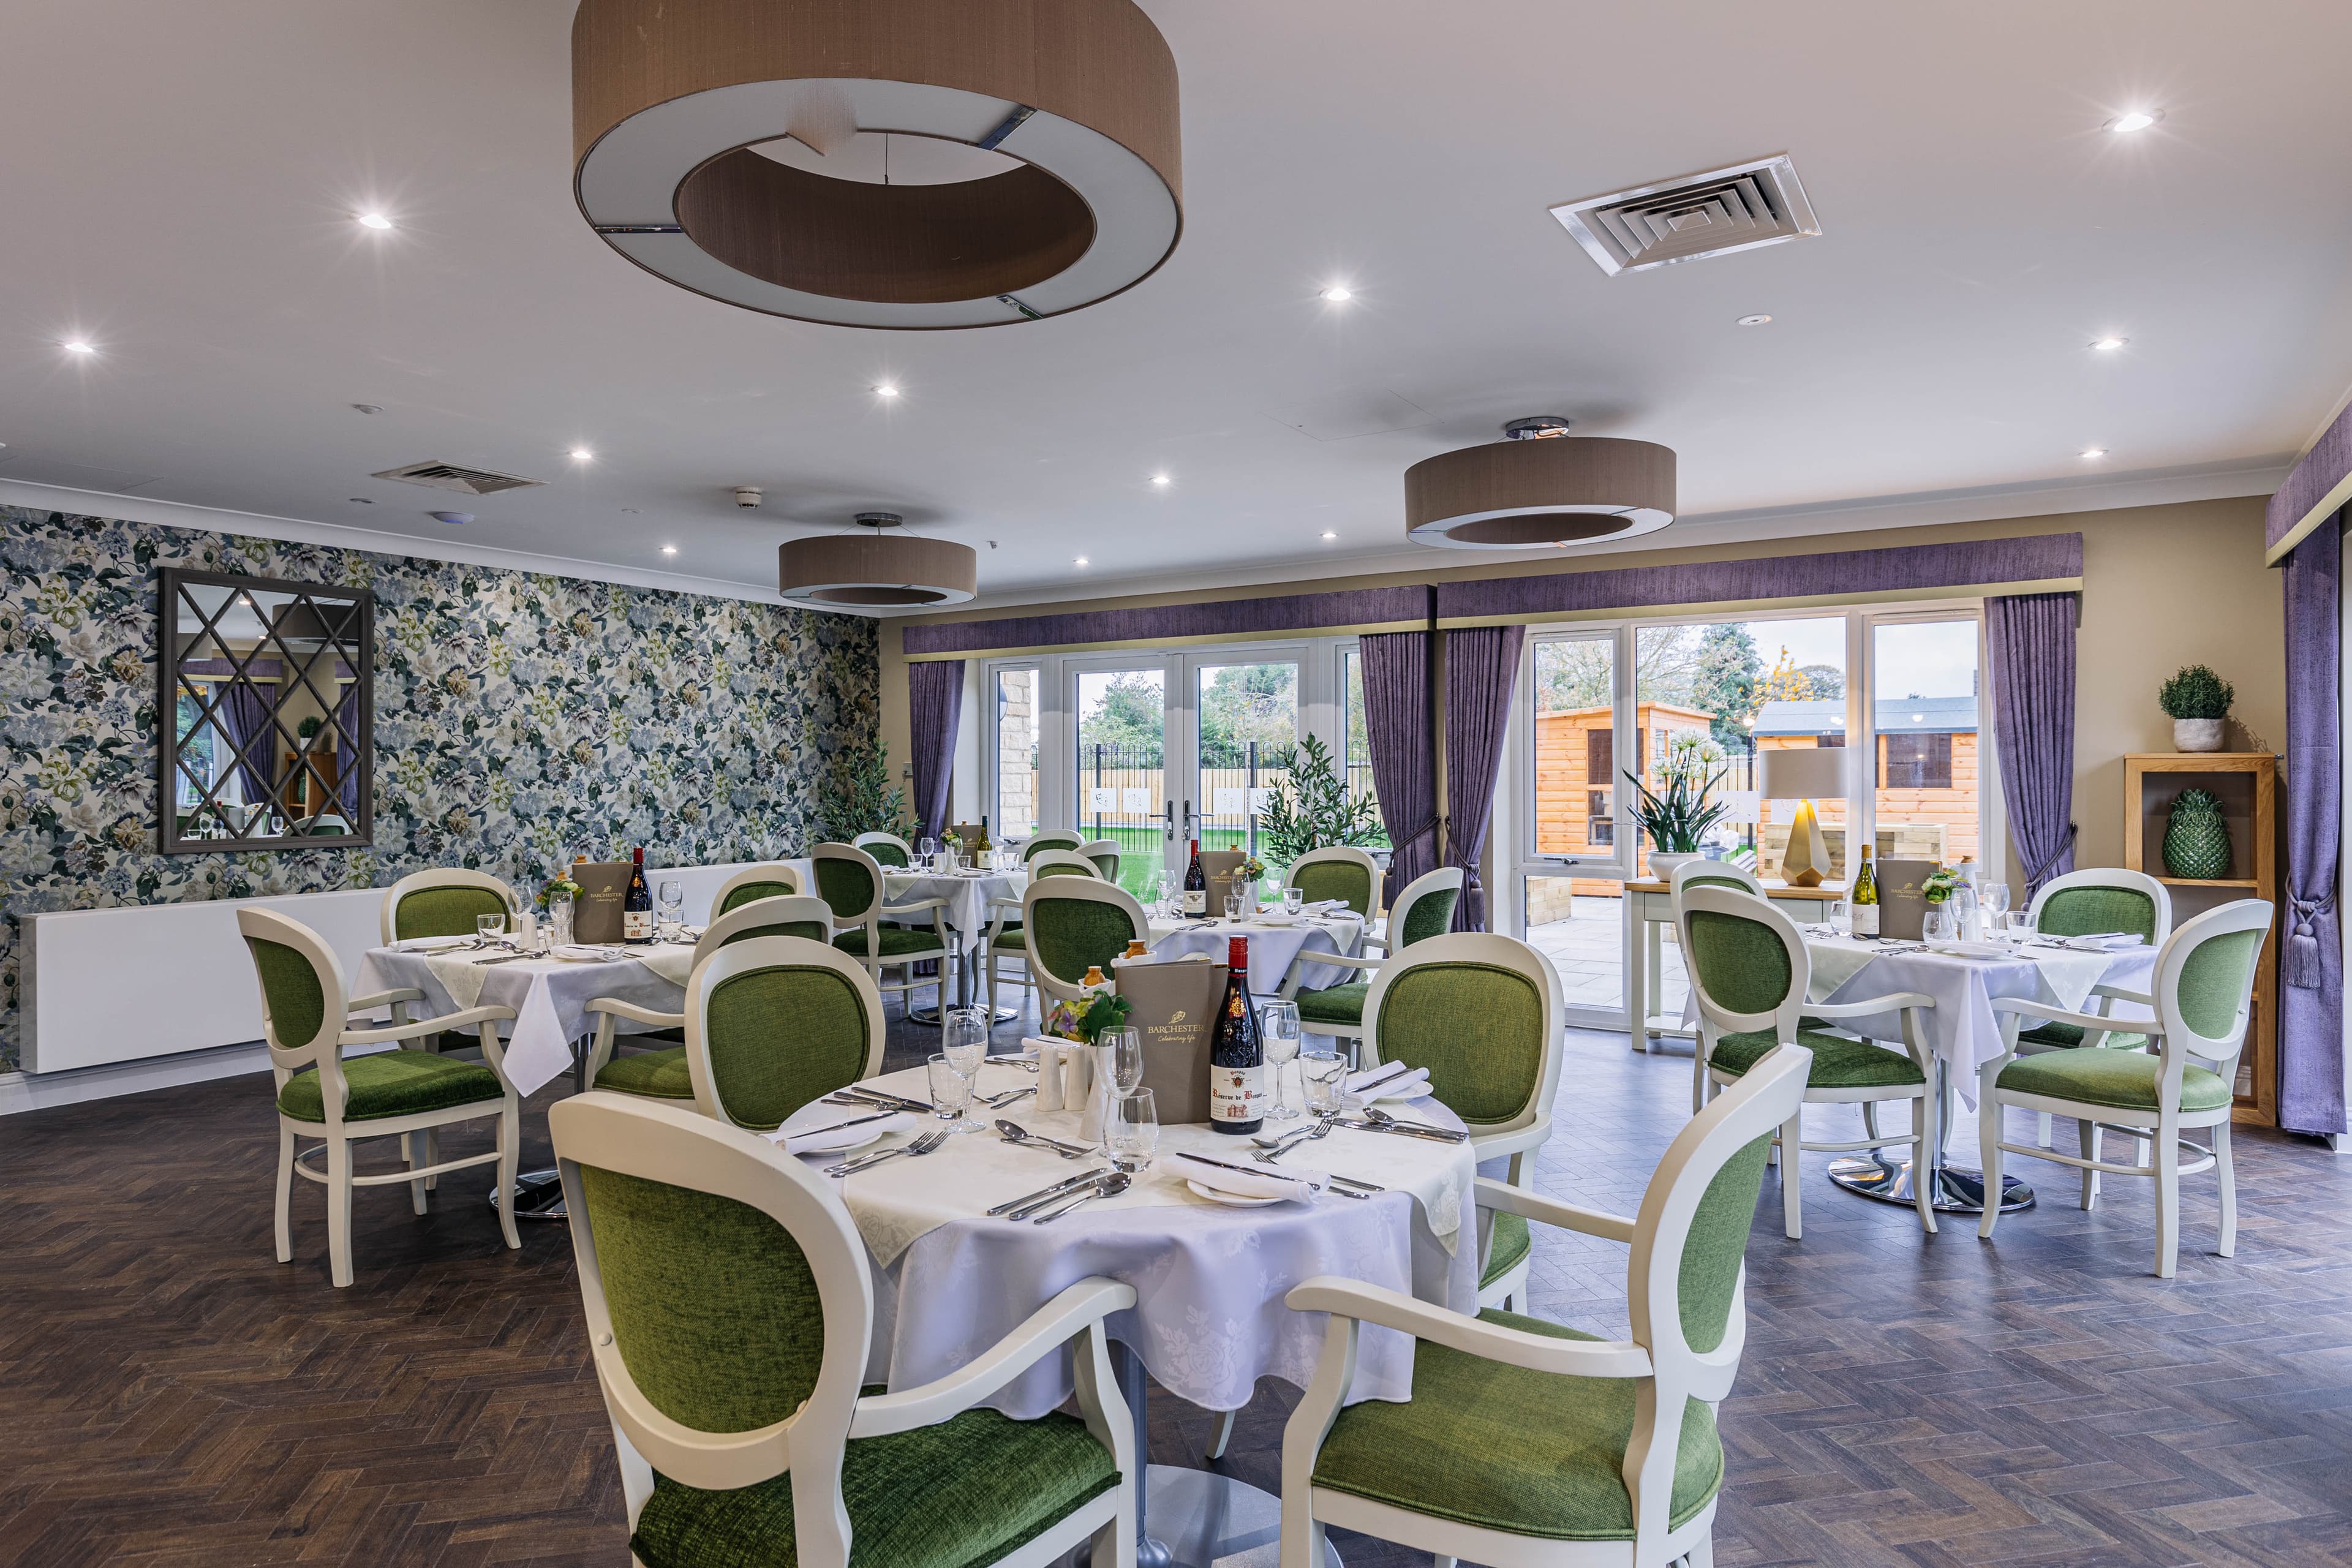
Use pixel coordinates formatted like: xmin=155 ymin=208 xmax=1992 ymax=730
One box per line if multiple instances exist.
xmin=825 ymin=1128 xmax=948 ymax=1178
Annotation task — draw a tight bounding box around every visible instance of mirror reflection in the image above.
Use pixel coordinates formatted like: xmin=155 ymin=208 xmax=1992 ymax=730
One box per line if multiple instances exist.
xmin=162 ymin=570 xmax=371 ymax=850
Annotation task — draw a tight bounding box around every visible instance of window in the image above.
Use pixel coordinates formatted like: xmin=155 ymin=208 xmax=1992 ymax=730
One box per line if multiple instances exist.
xmin=1870 ymin=620 xmax=1981 ymax=866
xmin=993 ymin=667 xmax=1041 ymax=840
xmin=1882 ymin=732 xmax=1953 ymax=790
xmin=1586 ymin=727 xmax=1613 ymax=783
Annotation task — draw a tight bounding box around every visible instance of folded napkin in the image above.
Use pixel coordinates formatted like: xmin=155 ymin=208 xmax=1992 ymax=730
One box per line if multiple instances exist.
xmin=1165 ymin=1152 xmax=1323 ymax=1202
xmin=394 ymin=935 xmax=473 ymax=953
xmin=552 ymin=943 xmax=627 ymax=962
xmin=1926 ymin=940 xmax=2015 ymax=959
xmin=766 ymin=1106 xmax=918 ymax=1156
xmin=2049 ymin=932 xmax=2146 ymax=951
xmin=1348 ymin=1063 xmax=1430 ymax=1098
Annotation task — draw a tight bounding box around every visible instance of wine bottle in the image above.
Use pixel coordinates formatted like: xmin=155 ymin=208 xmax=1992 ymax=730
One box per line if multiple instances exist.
xmin=1850 ymin=845 xmax=1878 ymax=937
xmin=976 ymin=815 xmax=993 ymax=855
xmin=1208 ymin=936 xmax=1264 ymax=1135
xmin=623 ymin=846 xmax=654 ymax=944
xmin=1182 ymin=838 xmax=1207 ymax=916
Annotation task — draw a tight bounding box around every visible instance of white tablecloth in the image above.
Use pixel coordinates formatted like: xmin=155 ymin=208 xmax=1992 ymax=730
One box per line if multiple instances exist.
xmin=352 ymin=945 xmax=685 ymax=1096
xmin=832 ymin=1059 xmax=1478 ymax=1418
xmin=882 ymin=869 xmax=1026 ymax=941
xmin=1148 ymin=913 xmax=1365 ymax=995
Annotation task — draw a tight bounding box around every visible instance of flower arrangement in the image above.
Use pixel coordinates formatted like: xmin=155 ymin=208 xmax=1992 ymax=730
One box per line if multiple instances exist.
xmin=1920 ymin=865 xmax=1962 ymax=905
xmin=1042 ymin=991 xmax=1132 ymax=1042
xmin=1238 ymin=854 xmax=1265 ymax=882
xmin=535 ymin=871 xmax=583 ymax=911
xmin=1624 ymin=734 xmax=1730 ymax=854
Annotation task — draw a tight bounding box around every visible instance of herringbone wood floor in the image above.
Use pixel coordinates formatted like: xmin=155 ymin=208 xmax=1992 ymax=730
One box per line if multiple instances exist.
xmin=7 ymin=1008 xmax=2352 ymax=1567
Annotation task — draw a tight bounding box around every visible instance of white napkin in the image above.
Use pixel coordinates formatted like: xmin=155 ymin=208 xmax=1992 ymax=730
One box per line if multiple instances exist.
xmin=394 ymin=935 xmax=473 ymax=953
xmin=767 ymin=1105 xmax=918 ymax=1156
xmin=2047 ymin=932 xmax=2146 ymax=952
xmin=1926 ymin=940 xmax=2015 ymax=959
xmin=1165 ymin=1152 xmax=1324 ymax=1202
xmin=552 ymin=943 xmax=626 ymax=962
xmin=1348 ymin=1063 xmax=1430 ymax=1098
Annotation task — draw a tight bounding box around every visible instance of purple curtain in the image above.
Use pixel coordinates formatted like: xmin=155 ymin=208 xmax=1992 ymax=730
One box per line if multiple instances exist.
xmin=218 ymin=679 xmax=277 ymax=810
xmin=1985 ymin=592 xmax=2078 ymax=896
xmin=333 ymin=680 xmax=363 ymax=820
xmin=1442 ymin=625 xmax=1525 ymax=932
xmin=908 ymin=660 xmax=965 ymax=839
xmin=1360 ymin=631 xmax=1438 ymax=905
xmin=2281 ymin=518 xmax=2345 ymax=1136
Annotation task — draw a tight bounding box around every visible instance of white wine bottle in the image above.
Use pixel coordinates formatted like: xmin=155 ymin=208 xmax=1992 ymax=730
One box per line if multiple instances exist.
xmin=1850 ymin=845 xmax=1878 ymax=937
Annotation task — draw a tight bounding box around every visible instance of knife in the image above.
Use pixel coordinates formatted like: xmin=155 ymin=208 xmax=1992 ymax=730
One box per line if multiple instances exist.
xmin=1338 ymin=1118 xmax=1464 ymax=1144
xmin=1000 ymin=1169 xmax=1120 ymax=1219
xmin=778 ymin=1109 xmax=899 ymax=1145
xmin=1177 ymin=1151 xmax=1371 ymax=1199
xmin=840 ymin=1086 xmax=935 ymax=1113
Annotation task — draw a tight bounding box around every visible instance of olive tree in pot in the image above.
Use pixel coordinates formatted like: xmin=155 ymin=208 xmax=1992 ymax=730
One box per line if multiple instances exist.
xmin=2159 ymin=665 xmax=2233 ymax=753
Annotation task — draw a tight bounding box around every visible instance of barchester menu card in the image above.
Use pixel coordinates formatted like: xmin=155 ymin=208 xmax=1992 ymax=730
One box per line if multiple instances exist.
xmin=1112 ymin=956 xmax=1226 ymax=1125
xmin=573 ymin=862 xmax=632 ymax=944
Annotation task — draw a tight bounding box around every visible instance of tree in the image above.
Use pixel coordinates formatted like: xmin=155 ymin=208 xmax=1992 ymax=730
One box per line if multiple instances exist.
xmin=1079 ymin=671 xmax=1165 ymax=762
xmin=1536 ymin=639 xmax=1612 ymax=712
xmin=1257 ymin=733 xmax=1384 ymax=869
xmin=1199 ymin=662 xmax=1296 ymax=764
xmin=1690 ymin=622 xmax=1762 ymax=747
xmin=1634 ymin=624 xmax=1708 ymax=707
xmin=1798 ymin=663 xmax=1845 ymax=702
xmin=825 ymin=739 xmax=910 ymax=839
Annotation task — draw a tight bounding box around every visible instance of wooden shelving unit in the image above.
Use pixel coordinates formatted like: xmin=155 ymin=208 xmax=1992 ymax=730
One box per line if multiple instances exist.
xmin=2122 ymin=752 xmax=2280 ymax=1125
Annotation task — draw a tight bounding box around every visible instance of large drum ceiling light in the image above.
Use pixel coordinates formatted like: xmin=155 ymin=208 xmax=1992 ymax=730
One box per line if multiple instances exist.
xmin=781 ymin=513 xmax=978 ymax=607
xmin=1404 ymin=420 xmax=1677 ymax=549
xmin=572 ymin=0 xmax=1183 ymax=330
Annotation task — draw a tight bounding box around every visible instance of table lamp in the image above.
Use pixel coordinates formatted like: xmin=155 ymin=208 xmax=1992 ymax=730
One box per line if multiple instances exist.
xmin=1757 ymin=747 xmax=1848 ymax=887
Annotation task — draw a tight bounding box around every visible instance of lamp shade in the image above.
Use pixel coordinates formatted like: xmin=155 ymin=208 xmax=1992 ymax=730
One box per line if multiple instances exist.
xmin=1757 ymin=745 xmax=1848 ymax=801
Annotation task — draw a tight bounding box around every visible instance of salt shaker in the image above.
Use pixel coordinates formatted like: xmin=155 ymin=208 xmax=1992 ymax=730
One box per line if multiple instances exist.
xmin=1036 ymin=1041 xmax=1068 ymax=1112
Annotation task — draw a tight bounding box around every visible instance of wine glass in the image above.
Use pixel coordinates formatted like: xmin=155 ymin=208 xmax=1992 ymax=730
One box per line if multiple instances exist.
xmin=1109 ymin=1089 xmax=1159 ymax=1170
xmin=1152 ymin=870 xmax=1175 ymax=918
xmin=1260 ymin=1001 xmax=1302 ymax=1119
xmin=919 ymin=835 xmax=940 ymax=869
xmin=943 ymin=1006 xmax=989 ymax=1079
xmin=657 ymin=879 xmax=684 ymax=941
xmin=1981 ymin=881 xmax=2012 ymax=939
xmin=1098 ymin=1026 xmax=1145 ymax=1098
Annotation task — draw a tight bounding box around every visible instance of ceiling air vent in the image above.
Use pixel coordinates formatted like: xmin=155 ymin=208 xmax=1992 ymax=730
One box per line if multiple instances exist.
xmin=369 ymin=460 xmax=546 ymax=496
xmin=1550 ymin=154 xmax=1820 ymax=276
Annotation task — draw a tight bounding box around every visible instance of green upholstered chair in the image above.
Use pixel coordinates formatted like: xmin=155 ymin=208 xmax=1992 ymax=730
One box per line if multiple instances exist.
xmin=379 ymin=868 xmax=521 ymax=1054
xmin=1022 ymin=830 xmax=1086 ymax=862
xmin=1022 ymin=877 xmax=1150 ymax=1009
xmin=1284 ymin=867 xmax=1465 ymax=1048
xmin=1077 ymin=839 xmax=1123 ymax=883
xmin=586 ymin=897 xmax=843 ymax=1087
xmin=1980 ymin=897 xmax=2269 ymax=1278
xmin=1666 ymin=857 xmax=1765 ymax=900
xmin=1277 ymin=1041 xmax=1812 ymax=1568
xmin=981 ymin=853 xmax=1103 ymax=1020
xmin=1286 ymin=846 xmax=1381 ymax=922
xmin=851 ymin=832 xmax=914 ymax=869
xmin=813 ymin=842 xmax=956 ymax=1024
xmin=709 ymin=862 xmax=806 ymax=918
xmin=2016 ymin=868 xmax=2171 ymax=1147
xmin=1359 ymin=930 xmax=1564 ymax=1314
xmin=1679 ymin=886 xmax=1940 ymax=1241
xmin=548 ymin=1091 xmax=1140 ymax=1568
xmin=240 ymin=905 xmax=521 ymax=1289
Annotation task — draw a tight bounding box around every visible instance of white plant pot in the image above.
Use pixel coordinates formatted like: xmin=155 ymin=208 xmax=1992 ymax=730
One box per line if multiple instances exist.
xmin=2173 ymin=717 xmax=2226 ymax=753
xmin=1648 ymin=851 xmax=1704 ymax=880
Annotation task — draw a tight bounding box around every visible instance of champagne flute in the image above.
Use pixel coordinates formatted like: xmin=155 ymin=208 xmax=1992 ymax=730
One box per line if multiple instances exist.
xmin=1260 ymin=1001 xmax=1302 ymax=1119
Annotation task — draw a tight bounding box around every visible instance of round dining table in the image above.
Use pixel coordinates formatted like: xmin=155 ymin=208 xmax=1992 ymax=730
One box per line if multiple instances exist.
xmin=801 ymin=1057 xmax=1480 ymax=1568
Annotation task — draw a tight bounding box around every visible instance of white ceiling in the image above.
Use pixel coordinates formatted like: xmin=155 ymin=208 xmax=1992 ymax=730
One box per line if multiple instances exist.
xmin=5 ymin=0 xmax=2350 ymax=610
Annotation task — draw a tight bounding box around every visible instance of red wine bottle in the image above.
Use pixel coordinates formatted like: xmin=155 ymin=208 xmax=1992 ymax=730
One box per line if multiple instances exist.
xmin=1182 ymin=837 xmax=1207 ymax=916
xmin=1209 ymin=936 xmax=1265 ymax=1134
xmin=623 ymin=846 xmax=654 ymax=944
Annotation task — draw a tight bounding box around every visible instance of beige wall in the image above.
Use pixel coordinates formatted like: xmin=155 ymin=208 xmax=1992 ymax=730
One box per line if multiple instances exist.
xmin=885 ymin=495 xmax=2283 ymax=892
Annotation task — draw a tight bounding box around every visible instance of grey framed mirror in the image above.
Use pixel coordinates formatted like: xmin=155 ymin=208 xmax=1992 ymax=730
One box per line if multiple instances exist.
xmin=158 ymin=567 xmax=374 ymax=853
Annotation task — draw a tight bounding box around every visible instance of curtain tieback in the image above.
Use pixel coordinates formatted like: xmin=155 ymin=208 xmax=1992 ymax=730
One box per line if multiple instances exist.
xmin=2022 ymin=823 xmax=2078 ymax=894
xmin=1393 ymin=815 xmax=1439 ymax=850
xmin=2288 ymin=891 xmax=2339 ymax=990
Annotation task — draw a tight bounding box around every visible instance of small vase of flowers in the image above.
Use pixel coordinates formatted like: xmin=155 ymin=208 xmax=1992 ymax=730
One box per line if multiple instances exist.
xmin=1626 ymin=734 xmax=1730 ymax=879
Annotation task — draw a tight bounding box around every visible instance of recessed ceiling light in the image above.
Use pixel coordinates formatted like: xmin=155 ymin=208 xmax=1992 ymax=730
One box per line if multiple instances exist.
xmin=1736 ymin=314 xmax=1773 ymax=326
xmin=1319 ymin=284 xmax=1354 ymax=303
xmin=2090 ymin=336 xmax=2127 ymax=352
xmin=356 ymin=211 xmax=394 ymax=230
xmin=661 ymin=545 xmax=679 ymax=555
xmin=2105 ymin=110 xmax=2160 ymax=134
xmin=1321 ymin=530 xmax=1338 ymax=540
xmin=61 ymin=339 xmax=94 ymax=355
xmin=1074 ymin=556 xmax=1090 ymax=567
xmin=347 ymin=496 xmax=371 ymax=503
xmin=2081 ymin=447 xmax=2108 ymax=459
xmin=351 ymin=403 xmax=382 ymax=415
xmin=873 ymin=382 xmax=900 ymax=399
xmin=570 ymin=447 xmax=594 ymax=461
xmin=1150 ymin=473 xmax=1171 ymax=487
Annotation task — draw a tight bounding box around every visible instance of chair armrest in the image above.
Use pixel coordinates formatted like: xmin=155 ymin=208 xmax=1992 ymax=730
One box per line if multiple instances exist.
xmin=1806 ymin=991 xmax=1935 ymax=1019
xmin=1468 ymin=1113 xmax=1550 ymax=1162
xmin=341 ymin=1004 xmax=517 ymax=1046
xmin=347 ymin=987 xmax=424 ymax=1013
xmin=587 ymin=997 xmax=688 ymax=1030
xmin=1474 ymin=1177 xmax=1636 ymax=1245
xmin=1303 ymin=953 xmax=1388 ymax=974
xmin=2092 ymin=985 xmax=2155 ymax=1008
xmin=1284 ymin=1276 xmax=1652 ymax=1378
xmin=1988 ymin=997 xmax=2167 ymax=1037
xmin=881 ymin=897 xmax=952 ymax=916
xmin=849 ymin=1277 xmax=1138 ymax=1438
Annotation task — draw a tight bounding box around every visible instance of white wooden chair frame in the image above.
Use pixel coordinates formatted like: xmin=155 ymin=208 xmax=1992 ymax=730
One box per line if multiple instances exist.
xmin=2021 ymin=868 xmax=2174 ymax=1146
xmin=1287 ymin=846 xmax=1384 ymax=929
xmin=983 ymin=852 xmax=1102 ymax=1019
xmin=584 ymin=896 xmax=841 ymax=1082
xmin=379 ymin=867 xmax=519 ymax=944
xmin=1021 ymin=876 xmax=1150 ymax=1008
xmin=1276 ymin=867 xmax=1466 ymax=1047
xmin=682 ymin=937 xmax=888 ymax=1129
xmin=851 ymin=831 xmax=915 ymax=867
xmin=1678 ymin=887 xmax=1940 ymax=1240
xmin=1077 ymin=839 xmax=1123 ymax=880
xmin=549 ymin=1092 xmax=1140 ymax=1568
xmin=813 ymin=842 xmax=955 ymax=1023
xmin=1278 ymin=1043 xmax=1814 ymax=1568
xmin=1667 ymin=859 xmax=1765 ymax=902
xmin=241 ymin=906 xmax=522 ymax=1289
xmin=1022 ymin=830 xmax=1087 ymax=862
xmin=710 ymin=861 xmax=807 ymax=915
xmin=1979 ymin=897 xmax=2269 ymax=1278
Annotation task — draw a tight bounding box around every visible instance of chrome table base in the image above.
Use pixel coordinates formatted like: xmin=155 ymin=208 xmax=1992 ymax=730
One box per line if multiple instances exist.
xmin=1828 ymin=1153 xmax=2035 ymax=1214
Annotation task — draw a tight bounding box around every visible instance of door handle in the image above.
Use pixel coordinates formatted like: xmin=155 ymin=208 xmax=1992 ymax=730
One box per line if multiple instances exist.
xmin=1163 ymin=802 xmax=1175 ymax=842
xmin=1182 ymin=799 xmax=1194 ymax=838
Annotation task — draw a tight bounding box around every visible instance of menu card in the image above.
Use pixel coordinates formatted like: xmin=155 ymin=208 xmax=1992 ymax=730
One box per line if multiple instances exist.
xmin=573 ymin=862 xmax=631 ymax=944
xmin=1113 ymin=957 xmax=1226 ymax=1125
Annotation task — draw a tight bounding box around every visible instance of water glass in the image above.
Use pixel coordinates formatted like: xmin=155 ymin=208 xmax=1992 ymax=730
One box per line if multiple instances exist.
xmin=942 ymin=1008 xmax=989 ymax=1080
xmin=1923 ymin=905 xmax=1956 ymax=944
xmin=1099 ymin=1025 xmax=1145 ymax=1096
xmin=1300 ymin=1048 xmax=1348 ymax=1115
xmin=927 ymin=1054 xmax=977 ymax=1132
xmin=1284 ymin=887 xmax=1305 ymax=918
xmin=1223 ymin=889 xmax=1245 ymax=922
xmin=1154 ymin=871 xmax=1176 ymax=917
xmin=657 ymin=879 xmax=685 ymax=941
xmin=475 ymin=913 xmax=506 ymax=945
xmin=1109 ymin=1088 xmax=1159 ymax=1169
xmin=1260 ymin=1001 xmax=1302 ymax=1120
xmin=546 ymin=891 xmax=574 ymax=948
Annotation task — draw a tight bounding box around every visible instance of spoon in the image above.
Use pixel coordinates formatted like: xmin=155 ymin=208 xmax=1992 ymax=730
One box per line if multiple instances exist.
xmin=1032 ymin=1172 xmax=1132 ymax=1224
xmin=1357 ymin=1106 xmax=1467 ymax=1142
xmin=996 ymin=1120 xmax=1088 ymax=1159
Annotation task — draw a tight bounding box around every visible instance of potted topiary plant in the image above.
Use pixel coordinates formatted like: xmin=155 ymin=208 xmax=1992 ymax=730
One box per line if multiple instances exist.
xmin=2158 ymin=664 xmax=2233 ymax=752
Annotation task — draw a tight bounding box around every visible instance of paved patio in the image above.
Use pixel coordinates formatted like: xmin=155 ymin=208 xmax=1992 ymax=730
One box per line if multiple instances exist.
xmin=1524 ymin=893 xmax=1689 ymax=1019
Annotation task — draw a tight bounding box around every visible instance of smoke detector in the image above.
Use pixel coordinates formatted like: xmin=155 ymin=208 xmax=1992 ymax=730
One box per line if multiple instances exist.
xmin=370 ymin=459 xmax=545 ymax=496
xmin=1503 ymin=416 xmax=1574 ymax=440
xmin=1550 ymin=154 xmax=1820 ymax=276
xmin=734 ymin=486 xmax=765 ymax=509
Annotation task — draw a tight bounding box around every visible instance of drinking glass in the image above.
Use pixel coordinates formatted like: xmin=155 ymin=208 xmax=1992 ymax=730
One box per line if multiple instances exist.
xmin=927 ymin=1053 xmax=977 ymax=1133
xmin=475 ymin=913 xmax=506 ymax=946
xmin=1981 ymin=882 xmax=2011 ymax=938
xmin=1923 ymin=905 xmax=1956 ymax=944
xmin=1223 ymin=889 xmax=1245 ymax=922
xmin=1284 ymin=887 xmax=1305 ymax=918
xmin=657 ymin=879 xmax=685 ymax=941
xmin=1260 ymin=1001 xmax=1302 ymax=1119
xmin=1099 ymin=1026 xmax=1145 ymax=1096
xmin=1153 ymin=871 xmax=1175 ymax=917
xmin=546 ymin=891 xmax=574 ymax=948
xmin=1109 ymin=1088 xmax=1159 ymax=1169
xmin=942 ymin=1007 xmax=989 ymax=1084
xmin=1300 ymin=1048 xmax=1348 ymax=1116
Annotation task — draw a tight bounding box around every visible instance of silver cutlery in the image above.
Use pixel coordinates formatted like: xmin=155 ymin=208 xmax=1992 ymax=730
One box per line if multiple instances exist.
xmin=787 ymin=1109 xmax=899 ymax=1144
xmin=824 ymin=1128 xmax=947 ymax=1178
xmin=1182 ymin=1150 xmax=1372 ymax=1200
xmin=1359 ymin=1105 xmax=1466 ymax=1139
xmin=472 ymin=952 xmax=531 ymax=967
xmin=981 ymin=1085 xmax=1036 ymax=1108
xmin=1031 ymin=1172 xmax=1133 ymax=1223
xmin=1349 ymin=1062 xmax=1415 ymax=1096
xmin=1341 ymin=1111 xmax=1466 ymax=1144
xmin=990 ymin=1166 xmax=1114 ymax=1216
xmin=838 ymin=1086 xmax=935 ymax=1114
xmin=995 ymin=1120 xmax=1090 ymax=1158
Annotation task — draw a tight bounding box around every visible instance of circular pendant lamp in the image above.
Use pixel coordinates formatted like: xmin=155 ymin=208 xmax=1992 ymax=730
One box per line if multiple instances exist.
xmin=572 ymin=0 xmax=1183 ymax=330
xmin=780 ymin=513 xmax=978 ymax=608
xmin=1404 ymin=419 xmax=1677 ymax=549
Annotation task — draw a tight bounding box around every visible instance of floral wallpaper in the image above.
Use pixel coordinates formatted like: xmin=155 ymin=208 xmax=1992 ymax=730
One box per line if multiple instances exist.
xmin=0 ymin=503 xmax=879 ymax=1071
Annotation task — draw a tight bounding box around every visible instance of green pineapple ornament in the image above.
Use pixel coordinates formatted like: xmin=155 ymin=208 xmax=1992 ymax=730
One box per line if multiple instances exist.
xmin=2162 ymin=788 xmax=2233 ymax=880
